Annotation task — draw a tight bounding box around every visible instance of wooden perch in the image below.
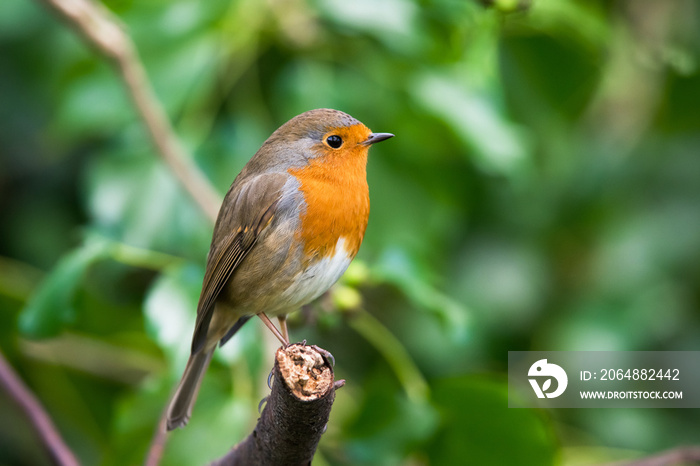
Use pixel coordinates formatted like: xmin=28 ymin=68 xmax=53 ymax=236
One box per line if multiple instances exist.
xmin=211 ymin=344 xmax=343 ymax=466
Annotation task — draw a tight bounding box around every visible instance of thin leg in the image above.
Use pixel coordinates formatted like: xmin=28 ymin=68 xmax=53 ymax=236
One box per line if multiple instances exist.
xmin=278 ymin=315 xmax=289 ymax=344
xmin=258 ymin=313 xmax=289 ymax=346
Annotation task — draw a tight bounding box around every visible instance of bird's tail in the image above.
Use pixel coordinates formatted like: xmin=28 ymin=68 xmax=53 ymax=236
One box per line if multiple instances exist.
xmin=166 ymin=348 xmax=215 ymax=430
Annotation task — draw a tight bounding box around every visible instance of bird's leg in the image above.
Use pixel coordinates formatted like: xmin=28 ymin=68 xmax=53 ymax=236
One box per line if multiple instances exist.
xmin=258 ymin=313 xmax=289 ymax=346
xmin=278 ymin=315 xmax=289 ymax=344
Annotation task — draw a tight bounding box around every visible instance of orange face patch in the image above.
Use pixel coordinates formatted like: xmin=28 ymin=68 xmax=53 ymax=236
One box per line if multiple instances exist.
xmin=288 ymin=124 xmax=372 ymax=262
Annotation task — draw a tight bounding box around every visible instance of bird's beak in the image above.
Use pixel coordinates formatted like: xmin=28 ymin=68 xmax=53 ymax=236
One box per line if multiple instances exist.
xmin=361 ymin=132 xmax=394 ymax=146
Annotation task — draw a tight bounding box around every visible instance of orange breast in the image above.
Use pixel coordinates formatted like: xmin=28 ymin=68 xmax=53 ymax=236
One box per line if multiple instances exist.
xmin=288 ymin=144 xmax=370 ymax=262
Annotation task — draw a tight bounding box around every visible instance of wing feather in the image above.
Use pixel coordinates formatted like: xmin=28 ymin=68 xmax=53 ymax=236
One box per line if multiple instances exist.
xmin=190 ymin=174 xmax=286 ymax=354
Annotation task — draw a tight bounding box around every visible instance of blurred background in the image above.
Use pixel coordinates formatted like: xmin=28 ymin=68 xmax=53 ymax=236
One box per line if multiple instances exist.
xmin=1 ymin=0 xmax=700 ymax=464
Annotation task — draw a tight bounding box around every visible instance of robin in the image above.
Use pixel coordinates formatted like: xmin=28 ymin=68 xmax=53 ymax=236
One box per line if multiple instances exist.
xmin=166 ymin=108 xmax=393 ymax=430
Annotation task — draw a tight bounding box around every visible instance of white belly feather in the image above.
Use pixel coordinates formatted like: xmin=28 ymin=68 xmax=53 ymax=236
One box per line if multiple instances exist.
xmin=281 ymin=237 xmax=352 ymax=307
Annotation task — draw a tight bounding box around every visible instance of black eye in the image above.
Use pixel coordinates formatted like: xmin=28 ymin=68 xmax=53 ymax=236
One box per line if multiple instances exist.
xmin=326 ymin=135 xmax=343 ymax=148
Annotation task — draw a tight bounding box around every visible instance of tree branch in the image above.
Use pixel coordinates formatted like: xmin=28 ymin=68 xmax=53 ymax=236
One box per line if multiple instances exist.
xmin=145 ymin=409 xmax=169 ymax=466
xmin=36 ymin=0 xmax=222 ymax=222
xmin=608 ymin=446 xmax=700 ymax=466
xmin=0 ymin=349 xmax=79 ymax=466
xmin=212 ymin=344 xmax=341 ymax=466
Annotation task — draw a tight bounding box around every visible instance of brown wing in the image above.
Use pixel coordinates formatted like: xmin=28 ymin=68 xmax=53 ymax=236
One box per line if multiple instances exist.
xmin=190 ymin=173 xmax=287 ymax=354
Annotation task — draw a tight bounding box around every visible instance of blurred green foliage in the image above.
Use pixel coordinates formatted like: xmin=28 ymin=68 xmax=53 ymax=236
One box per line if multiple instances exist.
xmin=1 ymin=0 xmax=700 ymax=464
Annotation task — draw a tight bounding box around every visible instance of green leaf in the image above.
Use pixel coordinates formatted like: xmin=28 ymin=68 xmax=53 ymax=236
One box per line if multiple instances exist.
xmin=428 ymin=376 xmax=559 ymax=466
xmin=86 ymin=149 xmax=211 ymax=257
xmin=413 ymin=72 xmax=532 ymax=178
xmin=317 ymin=0 xmax=420 ymax=52
xmin=143 ymin=263 xmax=203 ymax=364
xmin=343 ymin=371 xmax=439 ymax=465
xmin=348 ymin=308 xmax=429 ymax=403
xmin=19 ymin=236 xmax=113 ymax=338
xmin=374 ymin=248 xmax=471 ymax=345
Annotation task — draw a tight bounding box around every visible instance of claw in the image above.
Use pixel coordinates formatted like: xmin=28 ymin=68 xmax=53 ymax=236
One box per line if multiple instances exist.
xmin=267 ymin=369 xmax=274 ymax=389
xmin=310 ymin=345 xmax=335 ymax=367
xmin=258 ymin=396 xmax=268 ymax=414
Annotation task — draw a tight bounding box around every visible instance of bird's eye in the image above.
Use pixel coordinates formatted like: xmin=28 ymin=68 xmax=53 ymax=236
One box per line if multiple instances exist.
xmin=326 ymin=135 xmax=343 ymax=149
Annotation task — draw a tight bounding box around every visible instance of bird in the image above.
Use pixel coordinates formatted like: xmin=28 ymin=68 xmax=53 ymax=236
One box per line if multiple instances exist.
xmin=166 ymin=108 xmax=393 ymax=430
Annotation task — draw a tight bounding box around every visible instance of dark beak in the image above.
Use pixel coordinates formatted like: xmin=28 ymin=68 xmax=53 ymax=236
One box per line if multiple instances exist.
xmin=361 ymin=132 xmax=394 ymax=146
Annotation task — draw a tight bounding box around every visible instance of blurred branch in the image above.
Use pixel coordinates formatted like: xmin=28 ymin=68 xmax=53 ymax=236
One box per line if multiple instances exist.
xmin=36 ymin=0 xmax=222 ymax=222
xmin=607 ymin=446 xmax=700 ymax=466
xmin=145 ymin=412 xmax=169 ymax=466
xmin=582 ymin=1 xmax=677 ymax=155
xmin=0 ymin=349 xmax=79 ymax=466
xmin=211 ymin=344 xmax=340 ymax=466
xmin=20 ymin=334 xmax=164 ymax=384
xmin=347 ymin=308 xmax=429 ymax=403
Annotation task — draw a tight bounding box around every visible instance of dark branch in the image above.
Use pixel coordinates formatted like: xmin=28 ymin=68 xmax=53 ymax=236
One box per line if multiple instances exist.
xmin=0 ymin=349 xmax=79 ymax=466
xmin=211 ymin=344 xmax=340 ymax=466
